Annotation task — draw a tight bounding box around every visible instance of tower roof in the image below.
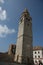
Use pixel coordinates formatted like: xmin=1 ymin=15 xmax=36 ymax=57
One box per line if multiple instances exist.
xmin=21 ymin=8 xmax=30 ymax=17
xmin=23 ymin=8 xmax=29 ymax=13
xmin=33 ymin=46 xmax=43 ymax=50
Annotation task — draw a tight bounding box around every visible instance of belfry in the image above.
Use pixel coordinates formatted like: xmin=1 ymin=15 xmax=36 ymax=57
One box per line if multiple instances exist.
xmin=14 ymin=9 xmax=33 ymax=63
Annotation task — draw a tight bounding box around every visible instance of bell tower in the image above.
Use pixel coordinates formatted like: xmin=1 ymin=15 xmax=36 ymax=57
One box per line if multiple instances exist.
xmin=14 ymin=9 xmax=33 ymax=63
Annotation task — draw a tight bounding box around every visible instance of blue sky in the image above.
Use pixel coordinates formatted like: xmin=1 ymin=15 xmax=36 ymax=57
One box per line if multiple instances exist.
xmin=0 ymin=0 xmax=43 ymax=52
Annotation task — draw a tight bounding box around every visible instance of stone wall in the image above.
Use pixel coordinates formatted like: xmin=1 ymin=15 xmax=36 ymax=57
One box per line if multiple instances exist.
xmin=0 ymin=62 xmax=25 ymax=65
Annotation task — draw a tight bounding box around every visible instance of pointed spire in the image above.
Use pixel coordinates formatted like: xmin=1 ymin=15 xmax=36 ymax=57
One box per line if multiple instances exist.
xmin=21 ymin=8 xmax=30 ymax=17
xmin=23 ymin=8 xmax=29 ymax=13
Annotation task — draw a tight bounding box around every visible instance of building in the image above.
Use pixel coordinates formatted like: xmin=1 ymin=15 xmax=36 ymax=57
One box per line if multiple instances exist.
xmin=33 ymin=46 xmax=43 ymax=64
xmin=8 ymin=45 xmax=43 ymax=64
xmin=14 ymin=8 xmax=33 ymax=64
xmin=8 ymin=44 xmax=16 ymax=55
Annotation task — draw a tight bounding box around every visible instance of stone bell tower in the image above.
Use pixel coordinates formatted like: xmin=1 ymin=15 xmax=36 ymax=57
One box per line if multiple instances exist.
xmin=14 ymin=9 xmax=33 ymax=63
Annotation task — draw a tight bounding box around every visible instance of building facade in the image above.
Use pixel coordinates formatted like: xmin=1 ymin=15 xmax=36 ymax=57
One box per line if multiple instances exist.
xmin=33 ymin=46 xmax=43 ymax=64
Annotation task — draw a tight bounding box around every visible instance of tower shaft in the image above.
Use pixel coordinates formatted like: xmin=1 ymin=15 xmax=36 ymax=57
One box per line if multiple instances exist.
xmin=14 ymin=9 xmax=33 ymax=63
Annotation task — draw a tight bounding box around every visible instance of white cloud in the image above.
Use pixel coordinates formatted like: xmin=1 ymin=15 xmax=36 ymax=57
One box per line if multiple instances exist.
xmin=0 ymin=25 xmax=15 ymax=38
xmin=0 ymin=0 xmax=4 ymax=3
xmin=0 ymin=7 xmax=7 ymax=21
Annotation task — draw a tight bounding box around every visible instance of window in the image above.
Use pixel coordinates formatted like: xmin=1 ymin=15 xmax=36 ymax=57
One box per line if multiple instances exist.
xmin=35 ymin=52 xmax=36 ymax=54
xmin=27 ymin=24 xmax=29 ymax=26
xmin=28 ymin=19 xmax=30 ymax=21
xmin=35 ymin=60 xmax=37 ymax=63
xmin=20 ymin=19 xmax=22 ymax=23
xmin=38 ymin=56 xmax=40 ymax=58
xmin=38 ymin=51 xmax=40 ymax=54
xmin=12 ymin=48 xmax=15 ymax=54
xmin=26 ymin=18 xmax=30 ymax=21
xmin=25 ymin=14 xmax=26 ymax=17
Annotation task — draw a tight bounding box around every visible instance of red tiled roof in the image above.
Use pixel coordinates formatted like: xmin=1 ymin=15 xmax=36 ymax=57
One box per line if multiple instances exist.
xmin=33 ymin=46 xmax=43 ymax=50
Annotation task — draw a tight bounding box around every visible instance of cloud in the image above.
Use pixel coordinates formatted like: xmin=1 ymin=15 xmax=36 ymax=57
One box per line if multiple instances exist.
xmin=0 ymin=7 xmax=7 ymax=21
xmin=0 ymin=0 xmax=4 ymax=3
xmin=0 ymin=25 xmax=15 ymax=38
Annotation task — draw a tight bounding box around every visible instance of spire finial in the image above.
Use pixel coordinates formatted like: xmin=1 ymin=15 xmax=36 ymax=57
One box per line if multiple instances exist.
xmin=22 ymin=8 xmax=30 ymax=16
xmin=24 ymin=8 xmax=28 ymax=13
